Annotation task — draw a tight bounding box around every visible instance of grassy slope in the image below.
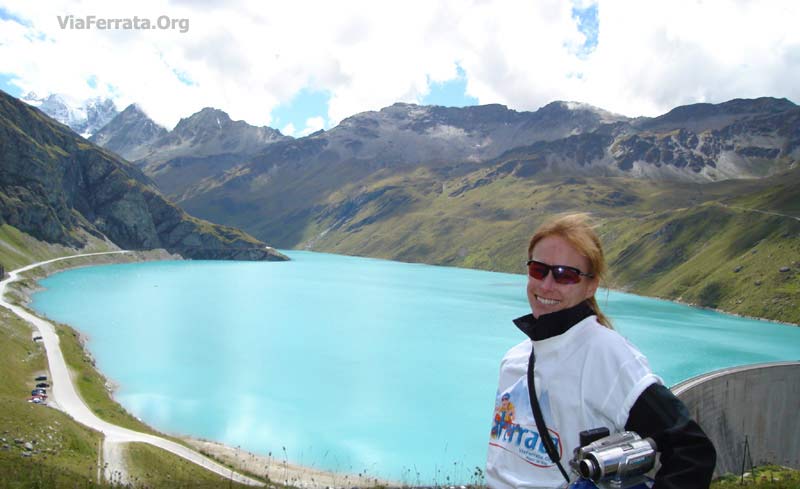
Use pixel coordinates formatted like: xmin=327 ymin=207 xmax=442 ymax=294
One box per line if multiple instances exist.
xmin=603 ymin=204 xmax=799 ymax=322
xmin=123 ymin=443 xmax=260 ymax=488
xmin=0 ymin=224 xmax=113 ymax=271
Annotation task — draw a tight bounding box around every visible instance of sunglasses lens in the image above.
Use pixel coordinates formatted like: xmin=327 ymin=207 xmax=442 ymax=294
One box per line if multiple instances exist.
xmin=528 ymin=261 xmax=550 ymax=280
xmin=552 ymin=266 xmax=581 ymax=284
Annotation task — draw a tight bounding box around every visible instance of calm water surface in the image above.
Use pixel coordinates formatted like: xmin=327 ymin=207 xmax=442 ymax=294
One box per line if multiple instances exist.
xmin=30 ymin=251 xmax=800 ymax=484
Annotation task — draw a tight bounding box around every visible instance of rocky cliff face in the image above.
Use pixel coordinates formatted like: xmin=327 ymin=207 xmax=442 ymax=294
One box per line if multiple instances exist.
xmin=485 ymin=98 xmax=800 ymax=182
xmin=0 ymin=90 xmax=286 ymax=261
xmin=89 ymin=104 xmax=168 ymax=162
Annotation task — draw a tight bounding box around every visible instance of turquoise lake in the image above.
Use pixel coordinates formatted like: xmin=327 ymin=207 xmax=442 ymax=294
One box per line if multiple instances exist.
xmin=30 ymin=250 xmax=800 ymax=484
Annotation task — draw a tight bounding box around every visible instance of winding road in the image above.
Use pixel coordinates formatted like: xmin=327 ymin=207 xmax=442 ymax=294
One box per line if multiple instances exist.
xmin=0 ymin=252 xmax=263 ymax=486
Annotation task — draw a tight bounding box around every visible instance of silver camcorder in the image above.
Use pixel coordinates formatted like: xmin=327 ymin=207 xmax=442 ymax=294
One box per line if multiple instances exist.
xmin=570 ymin=430 xmax=656 ymax=489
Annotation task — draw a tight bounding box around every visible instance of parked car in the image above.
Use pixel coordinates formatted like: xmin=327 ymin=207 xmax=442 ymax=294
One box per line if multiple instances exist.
xmin=35 ymin=382 xmax=50 ymax=388
xmin=28 ymin=396 xmax=46 ymax=404
xmin=32 ymin=335 xmax=43 ymax=341
xmin=35 ymin=376 xmax=47 ymax=381
xmin=31 ymin=388 xmax=46 ymax=396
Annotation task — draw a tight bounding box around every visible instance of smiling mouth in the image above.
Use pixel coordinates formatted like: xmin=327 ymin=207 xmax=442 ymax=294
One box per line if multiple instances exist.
xmin=536 ymin=295 xmax=561 ymax=306
xmin=536 ymin=295 xmax=560 ymax=306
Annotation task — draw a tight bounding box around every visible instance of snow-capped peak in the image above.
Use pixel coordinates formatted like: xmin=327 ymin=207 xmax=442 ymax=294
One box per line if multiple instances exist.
xmin=20 ymin=92 xmax=119 ymax=137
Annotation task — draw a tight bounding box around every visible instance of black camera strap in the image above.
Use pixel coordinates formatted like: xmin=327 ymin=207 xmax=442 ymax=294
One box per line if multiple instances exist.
xmin=527 ymin=344 xmax=571 ymax=484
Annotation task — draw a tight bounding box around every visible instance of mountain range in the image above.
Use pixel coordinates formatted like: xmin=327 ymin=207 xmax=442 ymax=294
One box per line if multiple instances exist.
xmin=0 ymin=89 xmax=286 ymax=261
xmin=9 ymin=91 xmax=800 ymax=322
xmin=93 ymin=96 xmax=797 ymax=240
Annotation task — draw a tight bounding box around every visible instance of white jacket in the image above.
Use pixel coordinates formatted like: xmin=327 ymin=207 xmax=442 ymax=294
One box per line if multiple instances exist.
xmin=486 ymin=313 xmax=661 ymax=489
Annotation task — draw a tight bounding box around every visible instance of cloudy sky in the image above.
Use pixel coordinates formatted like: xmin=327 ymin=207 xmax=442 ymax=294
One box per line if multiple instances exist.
xmin=1 ymin=0 xmax=798 ymax=136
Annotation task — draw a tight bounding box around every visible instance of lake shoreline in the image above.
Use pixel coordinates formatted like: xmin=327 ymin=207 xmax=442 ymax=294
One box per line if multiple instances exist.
xmin=603 ymin=285 xmax=799 ymax=327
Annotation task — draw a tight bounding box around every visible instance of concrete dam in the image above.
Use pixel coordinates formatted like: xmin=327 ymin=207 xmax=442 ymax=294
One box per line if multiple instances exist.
xmin=673 ymin=361 xmax=800 ymax=475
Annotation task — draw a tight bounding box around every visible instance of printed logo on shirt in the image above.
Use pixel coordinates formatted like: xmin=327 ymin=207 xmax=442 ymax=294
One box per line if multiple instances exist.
xmin=489 ymin=384 xmax=563 ymax=467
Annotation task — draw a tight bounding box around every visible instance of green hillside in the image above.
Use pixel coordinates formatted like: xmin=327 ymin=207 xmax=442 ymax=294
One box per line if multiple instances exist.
xmin=258 ymin=164 xmax=799 ymax=324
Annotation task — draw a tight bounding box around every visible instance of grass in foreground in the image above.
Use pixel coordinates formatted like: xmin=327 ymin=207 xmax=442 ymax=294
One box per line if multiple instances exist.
xmin=0 ymin=308 xmax=106 ymax=486
xmin=123 ymin=443 xmax=257 ymax=488
xmin=712 ymin=465 xmax=800 ymax=488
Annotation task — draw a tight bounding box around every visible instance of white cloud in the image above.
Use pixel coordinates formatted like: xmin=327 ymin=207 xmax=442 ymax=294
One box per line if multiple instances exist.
xmin=298 ymin=116 xmax=325 ymax=137
xmin=571 ymin=1 xmax=800 ymax=116
xmin=1 ymin=0 xmax=797 ymax=129
xmin=281 ymin=122 xmax=296 ymax=138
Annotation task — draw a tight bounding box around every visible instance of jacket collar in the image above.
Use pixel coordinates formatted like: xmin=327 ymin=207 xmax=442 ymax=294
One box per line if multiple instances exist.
xmin=513 ymin=301 xmax=594 ymax=341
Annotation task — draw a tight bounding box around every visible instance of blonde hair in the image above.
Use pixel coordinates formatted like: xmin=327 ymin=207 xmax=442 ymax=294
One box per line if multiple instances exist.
xmin=527 ymin=213 xmax=613 ymax=329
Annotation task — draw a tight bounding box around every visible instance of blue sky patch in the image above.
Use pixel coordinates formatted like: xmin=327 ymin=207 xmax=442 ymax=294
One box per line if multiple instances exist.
xmin=422 ymin=66 xmax=479 ymax=108
xmin=0 ymin=73 xmax=23 ymax=97
xmin=270 ymin=88 xmax=331 ymax=134
xmin=173 ymin=69 xmax=196 ymax=86
xmin=571 ymin=2 xmax=599 ymax=56
xmin=0 ymin=7 xmax=31 ymax=27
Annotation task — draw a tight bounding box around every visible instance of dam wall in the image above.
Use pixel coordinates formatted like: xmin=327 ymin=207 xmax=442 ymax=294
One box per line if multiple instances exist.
xmin=672 ymin=361 xmax=800 ymax=475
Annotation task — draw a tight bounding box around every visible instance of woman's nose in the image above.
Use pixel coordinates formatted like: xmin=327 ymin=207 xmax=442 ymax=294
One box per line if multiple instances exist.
xmin=539 ymin=272 xmax=557 ymax=289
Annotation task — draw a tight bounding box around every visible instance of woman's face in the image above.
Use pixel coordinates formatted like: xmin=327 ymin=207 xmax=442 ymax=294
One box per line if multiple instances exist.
xmin=527 ymin=235 xmax=598 ymax=318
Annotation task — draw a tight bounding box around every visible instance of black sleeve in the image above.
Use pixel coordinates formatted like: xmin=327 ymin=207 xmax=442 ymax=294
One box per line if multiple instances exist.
xmin=624 ymin=383 xmax=716 ymax=489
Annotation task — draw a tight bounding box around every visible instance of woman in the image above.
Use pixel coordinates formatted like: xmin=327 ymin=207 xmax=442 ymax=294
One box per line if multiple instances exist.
xmin=486 ymin=214 xmax=716 ymax=489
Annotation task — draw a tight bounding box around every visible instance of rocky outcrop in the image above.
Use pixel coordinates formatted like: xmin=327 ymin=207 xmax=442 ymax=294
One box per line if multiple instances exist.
xmin=0 ymin=89 xmax=287 ymax=262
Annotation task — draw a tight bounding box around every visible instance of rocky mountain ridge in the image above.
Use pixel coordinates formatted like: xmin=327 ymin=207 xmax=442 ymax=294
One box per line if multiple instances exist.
xmin=103 ymin=97 xmax=797 ymax=211
xmin=319 ymin=100 xmax=629 ymax=167
xmin=155 ymin=97 xmax=796 ymax=243
xmin=143 ymin=107 xmax=288 ymax=166
xmin=89 ymin=104 xmax=168 ymax=162
xmin=0 ymin=89 xmax=286 ymax=261
xmin=90 ymin=105 xmax=290 ymax=196
xmin=487 ymin=100 xmax=800 ymax=182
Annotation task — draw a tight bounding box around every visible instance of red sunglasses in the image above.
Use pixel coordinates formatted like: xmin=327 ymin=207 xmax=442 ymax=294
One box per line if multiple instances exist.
xmin=526 ymin=259 xmax=594 ymax=285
